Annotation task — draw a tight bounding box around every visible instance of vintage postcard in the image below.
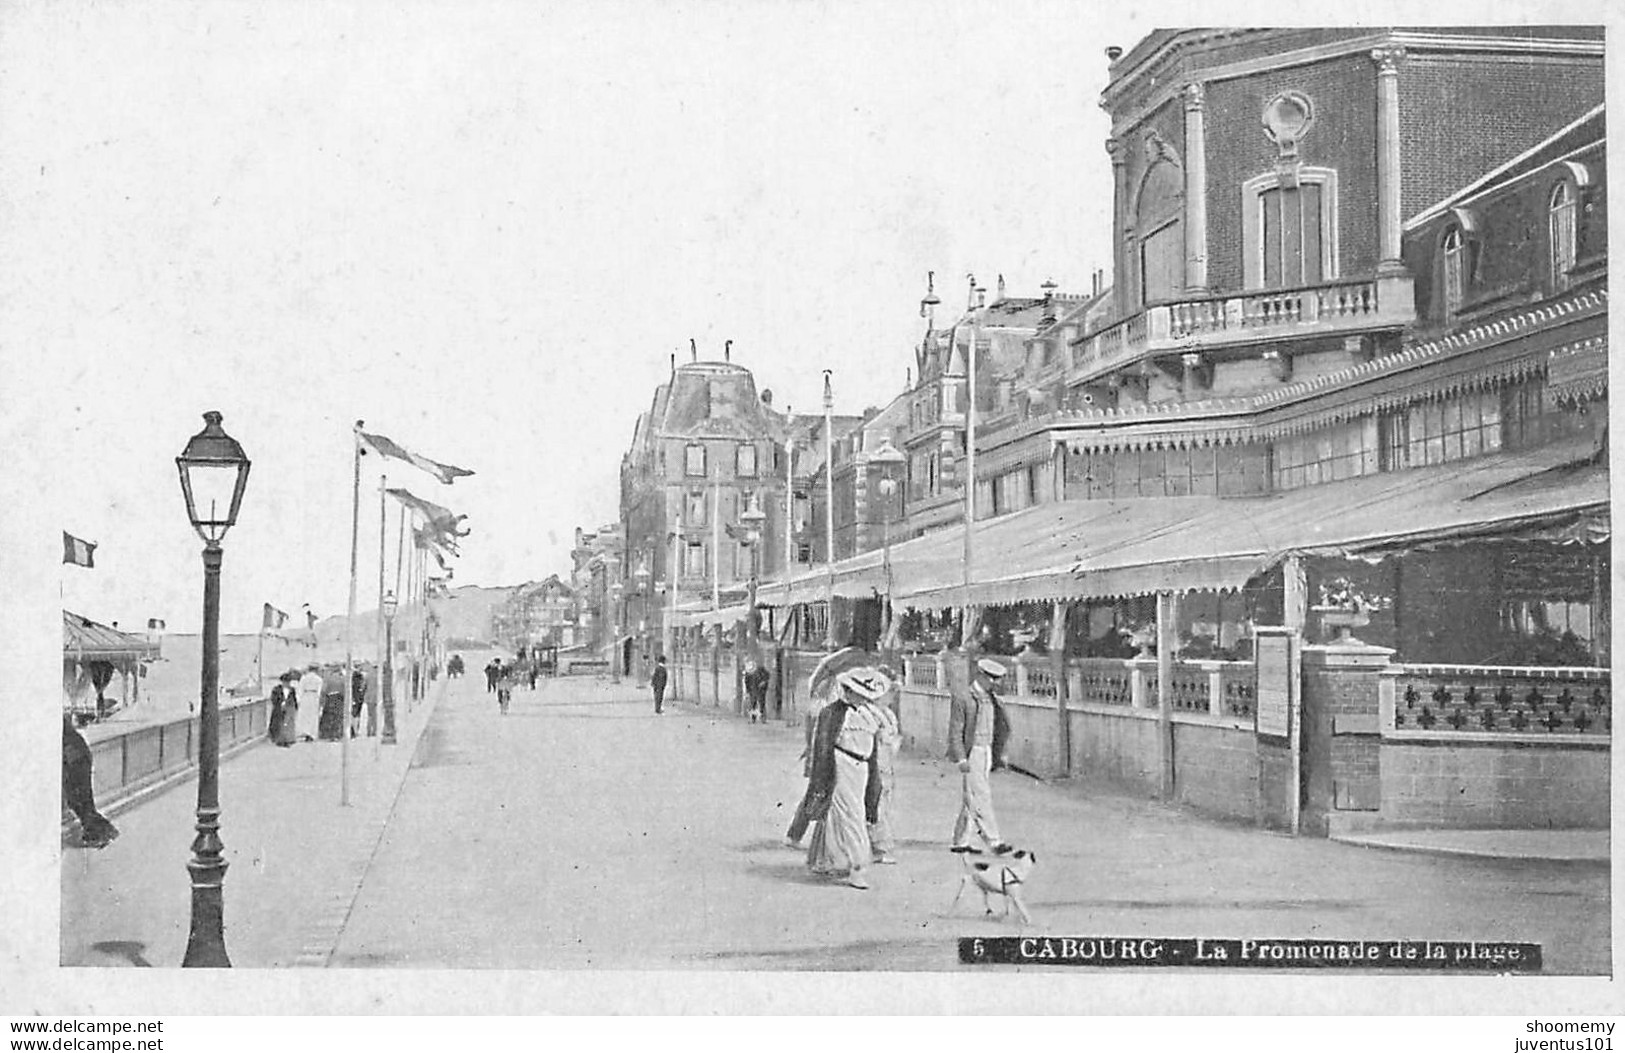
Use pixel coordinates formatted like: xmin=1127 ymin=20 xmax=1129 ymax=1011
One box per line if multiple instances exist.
xmin=3 ymin=3 xmax=1617 ymax=1021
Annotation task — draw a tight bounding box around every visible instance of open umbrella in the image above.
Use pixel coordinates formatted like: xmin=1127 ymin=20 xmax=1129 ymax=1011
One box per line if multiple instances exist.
xmin=806 ymin=646 xmax=872 ymax=699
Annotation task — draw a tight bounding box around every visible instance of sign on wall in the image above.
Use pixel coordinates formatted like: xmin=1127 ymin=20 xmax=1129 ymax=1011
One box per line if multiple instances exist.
xmin=1254 ymin=628 xmax=1298 ymax=739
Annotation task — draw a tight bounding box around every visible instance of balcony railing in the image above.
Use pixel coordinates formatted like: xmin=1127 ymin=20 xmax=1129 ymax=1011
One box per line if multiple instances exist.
xmin=1070 ymin=274 xmax=1415 ymax=384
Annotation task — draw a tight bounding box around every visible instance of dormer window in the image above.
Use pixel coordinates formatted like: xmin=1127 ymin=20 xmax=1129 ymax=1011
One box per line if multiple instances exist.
xmin=684 ymin=444 xmax=706 ymax=477
xmin=1549 ymin=180 xmax=1577 ymax=290
xmin=1441 ymin=225 xmax=1467 ymax=320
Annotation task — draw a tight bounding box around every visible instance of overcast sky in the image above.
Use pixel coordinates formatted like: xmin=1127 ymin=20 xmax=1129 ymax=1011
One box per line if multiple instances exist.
xmin=2 ymin=0 xmax=1144 ymax=633
xmin=16 ymin=3 xmax=1574 ymax=635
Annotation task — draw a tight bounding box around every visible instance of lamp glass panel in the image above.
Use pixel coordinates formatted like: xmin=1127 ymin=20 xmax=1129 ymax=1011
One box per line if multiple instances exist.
xmin=182 ymin=461 xmax=243 ymax=541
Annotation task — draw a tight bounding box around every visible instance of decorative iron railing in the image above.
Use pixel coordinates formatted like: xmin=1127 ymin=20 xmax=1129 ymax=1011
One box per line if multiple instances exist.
xmin=1385 ymin=665 xmax=1610 ymax=736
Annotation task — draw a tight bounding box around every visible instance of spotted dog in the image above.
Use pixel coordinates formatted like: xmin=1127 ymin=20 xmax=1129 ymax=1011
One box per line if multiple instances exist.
xmin=950 ymin=847 xmax=1036 ymax=924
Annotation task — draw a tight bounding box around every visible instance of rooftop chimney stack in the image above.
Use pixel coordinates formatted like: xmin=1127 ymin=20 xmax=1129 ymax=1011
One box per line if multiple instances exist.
xmin=1106 ymin=45 xmax=1123 ymax=61
xmin=725 ymin=339 xmax=732 ymax=362
xmin=966 ymin=273 xmax=978 ymax=312
xmin=996 ymin=274 xmax=1006 ymax=302
xmin=690 ymin=338 xmax=698 ymax=362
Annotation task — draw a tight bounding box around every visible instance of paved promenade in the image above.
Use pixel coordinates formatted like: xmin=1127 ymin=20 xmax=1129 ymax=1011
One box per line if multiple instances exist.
xmin=62 ymin=664 xmax=1610 ymax=973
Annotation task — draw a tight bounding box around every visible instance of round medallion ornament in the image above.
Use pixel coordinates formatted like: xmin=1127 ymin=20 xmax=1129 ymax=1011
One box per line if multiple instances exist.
xmin=1262 ymin=91 xmax=1315 ymax=157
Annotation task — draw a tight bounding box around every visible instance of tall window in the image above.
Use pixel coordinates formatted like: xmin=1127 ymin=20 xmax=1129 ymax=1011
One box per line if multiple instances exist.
xmin=1550 ymin=181 xmax=1577 ymax=289
xmin=736 ymin=443 xmax=757 ymax=477
xmin=684 ymin=443 xmax=706 ymax=477
xmin=683 ymin=541 xmax=705 ymax=577
xmin=685 ymin=490 xmax=707 ymax=526
xmin=1441 ymin=225 xmax=1467 ymax=320
xmin=1242 ymin=168 xmax=1339 ymax=290
xmin=1134 ymin=160 xmax=1183 ymax=306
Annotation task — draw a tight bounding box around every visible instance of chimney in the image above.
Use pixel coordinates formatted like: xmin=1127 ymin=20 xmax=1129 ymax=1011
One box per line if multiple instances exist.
xmin=996 ymin=274 xmax=1006 ymax=302
xmin=724 ymin=339 xmax=732 ymax=362
xmin=1040 ymin=277 xmax=1058 ymax=326
xmin=670 ymin=351 xmax=676 ymax=374
xmin=975 ymin=282 xmax=987 ymax=310
xmin=1106 ymin=45 xmax=1123 ymax=61
xmin=966 ymin=273 xmax=978 ymax=312
xmin=690 ymin=338 xmax=698 ymax=362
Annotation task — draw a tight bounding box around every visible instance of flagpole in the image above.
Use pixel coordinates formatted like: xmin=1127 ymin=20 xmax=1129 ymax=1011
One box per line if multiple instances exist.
xmin=711 ymin=465 xmax=721 ymax=610
xmin=342 ymin=422 xmax=362 ymax=806
xmin=376 ymin=472 xmax=388 ymax=749
xmin=822 ymin=370 xmax=835 ymax=648
xmin=395 ymin=501 xmax=407 ymax=714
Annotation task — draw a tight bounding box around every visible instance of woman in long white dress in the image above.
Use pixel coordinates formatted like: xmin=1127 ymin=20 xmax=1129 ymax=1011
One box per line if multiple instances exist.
xmin=805 ymin=668 xmax=890 ymax=889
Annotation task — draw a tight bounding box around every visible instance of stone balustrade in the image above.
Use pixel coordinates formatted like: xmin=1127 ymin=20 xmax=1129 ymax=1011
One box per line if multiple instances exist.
xmin=1069 ymin=274 xmax=1413 ymax=384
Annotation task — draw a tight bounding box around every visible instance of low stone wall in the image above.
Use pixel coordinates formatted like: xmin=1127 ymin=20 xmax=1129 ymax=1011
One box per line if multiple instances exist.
xmin=1378 ymin=739 xmax=1610 ymax=828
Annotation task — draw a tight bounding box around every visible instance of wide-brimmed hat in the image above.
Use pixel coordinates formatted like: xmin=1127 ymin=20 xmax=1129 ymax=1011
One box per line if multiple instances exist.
xmin=976 ymin=658 xmax=1008 ymax=679
xmin=836 ymin=667 xmax=892 ymax=700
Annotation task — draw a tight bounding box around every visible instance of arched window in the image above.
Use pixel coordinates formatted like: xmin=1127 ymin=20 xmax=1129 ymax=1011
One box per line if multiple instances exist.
xmin=1134 ymin=160 xmax=1184 ymax=306
xmin=1441 ymin=225 xmax=1467 ymax=320
xmin=1549 ymin=181 xmax=1577 ymax=290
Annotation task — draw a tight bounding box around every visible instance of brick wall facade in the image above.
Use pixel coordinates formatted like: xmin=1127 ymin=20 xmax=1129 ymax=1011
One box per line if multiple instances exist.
xmin=1398 ymin=55 xmax=1603 ymax=222
xmin=1300 ymin=646 xmax=1389 ymax=836
xmin=1203 ymin=53 xmax=1379 ymax=295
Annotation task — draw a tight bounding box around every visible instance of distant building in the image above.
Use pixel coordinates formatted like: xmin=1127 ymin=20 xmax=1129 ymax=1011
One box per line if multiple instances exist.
xmin=491 ymin=575 xmax=578 ymax=651
xmin=620 ymin=348 xmax=803 ymax=660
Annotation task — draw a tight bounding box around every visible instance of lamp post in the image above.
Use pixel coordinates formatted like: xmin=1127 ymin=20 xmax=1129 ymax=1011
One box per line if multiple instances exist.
xmin=869 ymin=438 xmax=905 ymax=661
xmin=741 ymin=503 xmax=767 ymax=655
xmin=634 ymin=561 xmax=651 ymax=688
xmin=175 ymin=410 xmax=251 ymax=968
xmin=610 ymin=581 xmax=623 ymax=684
xmin=381 ymin=590 xmax=398 ymax=744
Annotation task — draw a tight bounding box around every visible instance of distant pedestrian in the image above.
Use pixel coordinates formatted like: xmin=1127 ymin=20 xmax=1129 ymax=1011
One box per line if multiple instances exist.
xmin=484 ymin=659 xmax=501 ymax=694
xmin=804 ymin=668 xmax=890 ymax=890
xmin=497 ymin=677 xmax=512 ymax=715
xmin=743 ymin=657 xmax=770 ymax=724
xmin=350 ymin=668 xmax=369 ymax=738
xmin=268 ymin=679 xmax=287 ymax=742
xmin=274 ymin=673 xmax=300 ymax=747
xmin=526 ymin=661 xmax=538 ymax=691
xmin=949 ymin=658 xmax=1013 ymax=855
xmin=62 ymin=713 xmax=118 ymax=848
xmin=650 ymin=655 xmax=668 ymax=714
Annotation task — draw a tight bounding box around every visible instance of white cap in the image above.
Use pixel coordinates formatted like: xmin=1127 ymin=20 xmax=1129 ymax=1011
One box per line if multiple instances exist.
xmin=977 ymin=658 xmax=1008 ymax=679
xmin=836 ymin=667 xmax=892 ymax=700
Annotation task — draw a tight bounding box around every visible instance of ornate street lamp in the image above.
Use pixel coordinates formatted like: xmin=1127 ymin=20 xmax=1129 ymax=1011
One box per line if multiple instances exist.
xmin=175 ymin=410 xmax=251 ymax=968
xmin=381 ymin=590 xmax=399 ymax=744
xmin=869 ymin=438 xmax=906 ymax=661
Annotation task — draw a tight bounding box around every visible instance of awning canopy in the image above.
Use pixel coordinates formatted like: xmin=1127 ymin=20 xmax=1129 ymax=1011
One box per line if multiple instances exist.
xmin=789 ymin=437 xmax=1608 ymax=610
xmin=62 ymin=611 xmax=160 ymax=663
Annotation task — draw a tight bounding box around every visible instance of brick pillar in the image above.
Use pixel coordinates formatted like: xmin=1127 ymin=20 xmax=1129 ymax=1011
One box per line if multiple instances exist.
xmin=1300 ymin=642 xmax=1394 ymax=837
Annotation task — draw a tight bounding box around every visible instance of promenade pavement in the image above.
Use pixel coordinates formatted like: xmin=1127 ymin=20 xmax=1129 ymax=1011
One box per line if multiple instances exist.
xmin=329 ymin=673 xmax=1610 ymax=973
xmin=62 ymin=665 xmax=1611 ymax=973
xmin=60 ymin=659 xmax=462 ymax=968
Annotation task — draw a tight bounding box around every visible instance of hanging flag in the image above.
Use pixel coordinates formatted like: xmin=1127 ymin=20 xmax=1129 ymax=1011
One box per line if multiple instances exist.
xmin=263 ymin=603 xmax=289 ymax=630
xmin=147 ymin=618 xmax=166 ymax=631
xmin=386 ymin=488 xmax=470 ymax=538
xmin=360 ymin=431 xmax=474 ymax=485
xmin=62 ymin=532 xmax=96 ymax=568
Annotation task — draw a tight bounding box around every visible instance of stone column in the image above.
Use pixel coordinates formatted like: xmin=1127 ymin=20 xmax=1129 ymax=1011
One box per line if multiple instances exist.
xmin=1182 ymin=83 xmax=1209 ymax=292
xmin=1107 ymin=136 xmax=1131 ymax=316
xmin=1372 ymin=47 xmax=1407 ymax=275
